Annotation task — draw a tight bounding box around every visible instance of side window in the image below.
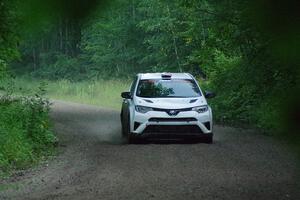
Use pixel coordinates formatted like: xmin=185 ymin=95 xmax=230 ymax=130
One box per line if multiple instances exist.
xmin=130 ymin=76 xmax=138 ymax=95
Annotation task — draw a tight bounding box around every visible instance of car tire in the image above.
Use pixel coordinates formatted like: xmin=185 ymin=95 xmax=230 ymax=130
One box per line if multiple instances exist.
xmin=121 ymin=115 xmax=127 ymax=137
xmin=121 ymin=121 xmax=126 ymax=137
xmin=124 ymin=114 xmax=138 ymax=144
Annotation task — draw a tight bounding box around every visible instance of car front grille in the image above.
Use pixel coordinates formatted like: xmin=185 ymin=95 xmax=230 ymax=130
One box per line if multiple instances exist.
xmin=152 ymin=107 xmax=192 ymax=112
xmin=148 ymin=118 xmax=197 ymax=122
xmin=152 ymin=107 xmax=192 ymax=116
xmin=143 ymin=125 xmax=202 ymax=134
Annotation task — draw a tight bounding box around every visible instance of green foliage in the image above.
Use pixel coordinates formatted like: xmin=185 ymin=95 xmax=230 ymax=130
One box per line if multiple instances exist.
xmin=2 ymin=0 xmax=299 ymax=135
xmin=0 ymin=59 xmax=8 ymax=80
xmin=0 ymin=83 xmax=56 ymax=174
xmin=31 ymin=54 xmax=87 ymax=81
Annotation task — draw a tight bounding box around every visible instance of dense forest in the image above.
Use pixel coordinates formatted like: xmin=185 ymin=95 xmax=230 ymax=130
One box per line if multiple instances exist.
xmin=7 ymin=0 xmax=300 ymax=129
xmin=0 ymin=0 xmax=299 ymax=172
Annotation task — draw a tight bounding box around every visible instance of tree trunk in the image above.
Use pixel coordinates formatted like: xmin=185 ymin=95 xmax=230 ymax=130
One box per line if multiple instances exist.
xmin=167 ymin=5 xmax=182 ymax=71
xmin=59 ymin=18 xmax=63 ymax=52
xmin=65 ymin=18 xmax=69 ymax=55
xmin=32 ymin=48 xmax=36 ymax=70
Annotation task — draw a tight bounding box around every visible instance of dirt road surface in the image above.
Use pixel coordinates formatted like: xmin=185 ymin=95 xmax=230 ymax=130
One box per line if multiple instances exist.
xmin=0 ymin=100 xmax=299 ymax=200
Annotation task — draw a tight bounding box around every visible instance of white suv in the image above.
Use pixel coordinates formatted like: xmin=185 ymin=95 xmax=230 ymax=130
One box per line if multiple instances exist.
xmin=120 ymin=73 xmax=215 ymax=143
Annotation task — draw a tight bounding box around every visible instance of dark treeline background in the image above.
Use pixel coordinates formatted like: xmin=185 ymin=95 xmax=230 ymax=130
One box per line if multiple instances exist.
xmin=1 ymin=0 xmax=300 ymax=134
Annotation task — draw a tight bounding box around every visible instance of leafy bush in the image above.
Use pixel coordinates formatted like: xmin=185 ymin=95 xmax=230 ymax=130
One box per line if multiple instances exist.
xmin=0 ymin=60 xmax=7 ymax=80
xmin=202 ymin=50 xmax=290 ymax=132
xmin=0 ymin=83 xmax=56 ymax=174
xmin=31 ymin=54 xmax=87 ymax=81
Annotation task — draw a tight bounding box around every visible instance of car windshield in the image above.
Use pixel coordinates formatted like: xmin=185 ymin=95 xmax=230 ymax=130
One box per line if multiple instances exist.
xmin=136 ymin=79 xmax=201 ymax=98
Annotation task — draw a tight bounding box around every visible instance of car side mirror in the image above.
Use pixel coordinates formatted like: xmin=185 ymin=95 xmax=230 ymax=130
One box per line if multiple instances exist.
xmin=121 ymin=92 xmax=132 ymax=99
xmin=204 ymin=91 xmax=216 ymax=99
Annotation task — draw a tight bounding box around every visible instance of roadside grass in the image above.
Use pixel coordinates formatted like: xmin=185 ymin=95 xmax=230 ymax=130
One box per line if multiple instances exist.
xmin=0 ymin=182 xmax=21 ymax=192
xmin=13 ymin=78 xmax=131 ymax=110
xmin=0 ymin=77 xmax=130 ymax=176
xmin=0 ymin=92 xmax=56 ymax=177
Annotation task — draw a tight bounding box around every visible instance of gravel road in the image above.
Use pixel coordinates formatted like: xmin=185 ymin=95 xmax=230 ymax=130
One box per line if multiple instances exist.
xmin=0 ymin=100 xmax=299 ymax=200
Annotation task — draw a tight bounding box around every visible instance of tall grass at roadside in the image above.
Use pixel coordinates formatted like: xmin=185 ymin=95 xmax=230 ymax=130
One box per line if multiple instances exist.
xmin=13 ymin=79 xmax=131 ymax=110
xmin=0 ymin=84 xmax=56 ymax=176
xmin=1 ymin=78 xmax=129 ymax=176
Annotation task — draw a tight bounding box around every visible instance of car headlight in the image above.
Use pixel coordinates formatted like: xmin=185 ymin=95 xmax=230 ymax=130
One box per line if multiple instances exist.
xmin=192 ymin=105 xmax=208 ymax=113
xmin=135 ymin=105 xmax=153 ymax=113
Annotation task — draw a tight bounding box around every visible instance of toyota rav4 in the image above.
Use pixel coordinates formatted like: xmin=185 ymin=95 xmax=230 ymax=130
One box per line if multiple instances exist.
xmin=120 ymin=73 xmax=215 ymax=143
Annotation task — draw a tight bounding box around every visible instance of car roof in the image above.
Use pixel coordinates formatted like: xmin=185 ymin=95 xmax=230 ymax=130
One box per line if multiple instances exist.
xmin=139 ymin=73 xmax=193 ymax=80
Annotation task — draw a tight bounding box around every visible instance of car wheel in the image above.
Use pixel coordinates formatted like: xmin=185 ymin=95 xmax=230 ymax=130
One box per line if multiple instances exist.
xmin=126 ymin=124 xmax=140 ymax=144
xmin=124 ymin=114 xmax=134 ymax=144
xmin=121 ymin=118 xmax=126 ymax=137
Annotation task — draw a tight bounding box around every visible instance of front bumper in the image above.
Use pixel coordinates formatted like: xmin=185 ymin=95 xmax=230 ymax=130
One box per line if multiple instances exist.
xmin=131 ymin=110 xmax=213 ymax=137
xmin=130 ymin=132 xmax=213 ymax=141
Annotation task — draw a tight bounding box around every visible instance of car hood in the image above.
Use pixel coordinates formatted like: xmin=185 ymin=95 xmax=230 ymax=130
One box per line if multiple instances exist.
xmin=135 ymin=96 xmax=207 ymax=109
